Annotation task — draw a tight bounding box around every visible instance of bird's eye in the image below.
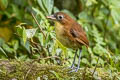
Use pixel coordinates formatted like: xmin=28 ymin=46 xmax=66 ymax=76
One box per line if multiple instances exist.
xmin=57 ymin=15 xmax=64 ymax=20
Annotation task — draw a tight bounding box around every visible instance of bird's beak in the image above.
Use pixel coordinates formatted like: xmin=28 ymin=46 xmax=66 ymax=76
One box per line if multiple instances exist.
xmin=46 ymin=15 xmax=56 ymax=20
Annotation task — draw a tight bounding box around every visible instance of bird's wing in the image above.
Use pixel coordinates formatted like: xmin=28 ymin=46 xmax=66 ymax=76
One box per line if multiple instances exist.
xmin=69 ymin=23 xmax=89 ymax=48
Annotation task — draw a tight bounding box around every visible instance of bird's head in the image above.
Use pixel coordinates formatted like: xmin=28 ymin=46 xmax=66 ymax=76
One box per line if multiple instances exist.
xmin=47 ymin=12 xmax=74 ymax=25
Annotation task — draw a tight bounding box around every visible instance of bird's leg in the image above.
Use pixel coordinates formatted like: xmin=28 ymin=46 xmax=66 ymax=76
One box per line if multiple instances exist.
xmin=75 ymin=50 xmax=82 ymax=72
xmin=71 ymin=50 xmax=77 ymax=69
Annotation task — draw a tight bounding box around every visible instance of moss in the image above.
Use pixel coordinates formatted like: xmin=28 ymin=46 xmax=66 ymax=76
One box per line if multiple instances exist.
xmin=0 ymin=60 xmax=119 ymax=80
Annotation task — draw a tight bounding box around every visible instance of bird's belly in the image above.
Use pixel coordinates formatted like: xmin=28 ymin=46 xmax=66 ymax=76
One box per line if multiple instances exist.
xmin=56 ymin=31 xmax=79 ymax=49
xmin=57 ymin=34 xmax=70 ymax=47
xmin=55 ymin=22 xmax=80 ymax=49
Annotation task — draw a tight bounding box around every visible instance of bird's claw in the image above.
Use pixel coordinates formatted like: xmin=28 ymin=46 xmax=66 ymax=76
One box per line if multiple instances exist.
xmin=70 ymin=66 xmax=76 ymax=69
xmin=69 ymin=67 xmax=80 ymax=73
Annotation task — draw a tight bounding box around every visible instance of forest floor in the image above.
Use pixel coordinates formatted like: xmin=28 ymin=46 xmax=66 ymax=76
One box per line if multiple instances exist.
xmin=0 ymin=60 xmax=119 ymax=80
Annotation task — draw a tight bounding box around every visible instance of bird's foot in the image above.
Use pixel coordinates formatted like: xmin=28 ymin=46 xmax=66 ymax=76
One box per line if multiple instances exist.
xmin=63 ymin=66 xmax=76 ymax=71
xmin=70 ymin=66 xmax=76 ymax=69
xmin=69 ymin=67 xmax=80 ymax=73
xmin=74 ymin=67 xmax=79 ymax=72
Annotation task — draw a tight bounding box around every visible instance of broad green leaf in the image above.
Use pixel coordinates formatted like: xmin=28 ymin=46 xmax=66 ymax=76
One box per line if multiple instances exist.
xmin=20 ymin=39 xmax=30 ymax=53
xmin=53 ymin=7 xmax=59 ymax=13
xmin=37 ymin=0 xmax=47 ymax=14
xmin=92 ymin=26 xmax=105 ymax=45
xmin=0 ymin=38 xmax=5 ymax=46
xmin=86 ymin=0 xmax=97 ymax=6
xmin=16 ymin=27 xmax=23 ymax=36
xmin=42 ymin=0 xmax=54 ymax=15
xmin=26 ymin=28 xmax=38 ymax=38
xmin=0 ymin=47 xmax=8 ymax=57
xmin=108 ymin=0 xmax=120 ymax=8
xmin=2 ymin=44 xmax=14 ymax=53
xmin=12 ymin=40 xmax=19 ymax=51
xmin=0 ymin=0 xmax=8 ymax=10
xmin=111 ymin=9 xmax=120 ymax=24
xmin=22 ymin=27 xmax=27 ymax=44
xmin=82 ymin=58 xmax=90 ymax=66
xmin=18 ymin=55 xmax=28 ymax=61
xmin=78 ymin=11 xmax=92 ymax=23
xmin=56 ymin=39 xmax=67 ymax=55
xmin=37 ymin=33 xmax=44 ymax=46
xmin=11 ymin=4 xmax=22 ymax=20
xmin=32 ymin=7 xmax=46 ymax=19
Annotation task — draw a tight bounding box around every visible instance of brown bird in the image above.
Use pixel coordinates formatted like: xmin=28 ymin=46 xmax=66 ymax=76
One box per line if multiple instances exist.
xmin=47 ymin=12 xmax=89 ymax=72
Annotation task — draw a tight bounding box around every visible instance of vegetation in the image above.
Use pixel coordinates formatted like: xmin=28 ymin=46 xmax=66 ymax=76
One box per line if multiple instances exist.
xmin=0 ymin=0 xmax=120 ymax=79
xmin=0 ymin=60 xmax=120 ymax=80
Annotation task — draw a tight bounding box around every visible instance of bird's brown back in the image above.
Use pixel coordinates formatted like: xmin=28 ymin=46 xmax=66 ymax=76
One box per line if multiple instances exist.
xmin=62 ymin=20 xmax=89 ymax=49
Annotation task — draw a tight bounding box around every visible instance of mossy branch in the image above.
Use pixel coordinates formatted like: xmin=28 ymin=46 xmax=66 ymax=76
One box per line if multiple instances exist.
xmin=0 ymin=60 xmax=119 ymax=80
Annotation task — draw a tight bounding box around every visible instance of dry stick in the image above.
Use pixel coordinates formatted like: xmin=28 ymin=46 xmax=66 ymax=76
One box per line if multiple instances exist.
xmin=29 ymin=39 xmax=47 ymax=54
xmin=82 ymin=66 xmax=87 ymax=80
xmin=24 ymin=63 xmax=34 ymax=80
xmin=38 ymin=56 xmax=60 ymax=60
xmin=31 ymin=12 xmax=46 ymax=38
xmin=92 ymin=57 xmax=100 ymax=77
xmin=31 ymin=56 xmax=60 ymax=64
xmin=113 ymin=75 xmax=116 ymax=80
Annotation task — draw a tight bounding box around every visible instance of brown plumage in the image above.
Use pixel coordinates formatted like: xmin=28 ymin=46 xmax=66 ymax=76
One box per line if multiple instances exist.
xmin=47 ymin=12 xmax=89 ymax=72
xmin=47 ymin=12 xmax=89 ymax=49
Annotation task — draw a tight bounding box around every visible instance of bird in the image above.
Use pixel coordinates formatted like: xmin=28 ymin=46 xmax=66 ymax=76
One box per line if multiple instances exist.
xmin=47 ymin=12 xmax=89 ymax=72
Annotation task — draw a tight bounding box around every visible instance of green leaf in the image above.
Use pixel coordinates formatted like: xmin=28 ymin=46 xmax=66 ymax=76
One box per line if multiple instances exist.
xmin=86 ymin=0 xmax=97 ymax=6
xmin=82 ymin=58 xmax=90 ymax=65
xmin=56 ymin=39 xmax=67 ymax=56
xmin=18 ymin=55 xmax=28 ymax=61
xmin=53 ymin=7 xmax=59 ymax=13
xmin=12 ymin=40 xmax=19 ymax=51
xmin=2 ymin=44 xmax=14 ymax=53
xmin=0 ymin=38 xmax=5 ymax=46
xmin=0 ymin=0 xmax=8 ymax=10
xmin=16 ymin=23 xmax=27 ymax=36
xmin=26 ymin=28 xmax=38 ymax=38
xmin=20 ymin=39 xmax=30 ymax=53
xmin=37 ymin=0 xmax=54 ymax=15
xmin=43 ymin=0 xmax=54 ymax=15
xmin=37 ymin=33 xmax=44 ymax=46
xmin=0 ymin=47 xmax=8 ymax=57
xmin=32 ymin=7 xmax=46 ymax=19
xmin=37 ymin=0 xmax=47 ymax=14
xmin=11 ymin=4 xmax=22 ymax=20
xmin=49 ymin=70 xmax=60 ymax=79
xmin=92 ymin=26 xmax=105 ymax=45
xmin=111 ymin=9 xmax=120 ymax=24
xmin=22 ymin=27 xmax=27 ymax=45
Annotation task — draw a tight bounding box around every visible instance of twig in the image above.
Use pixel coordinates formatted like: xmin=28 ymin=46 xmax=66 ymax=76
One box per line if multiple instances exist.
xmin=29 ymin=39 xmax=47 ymax=54
xmin=24 ymin=63 xmax=34 ymax=80
xmin=38 ymin=56 xmax=60 ymax=60
xmin=31 ymin=12 xmax=46 ymax=38
xmin=31 ymin=56 xmax=60 ymax=63
xmin=92 ymin=57 xmax=99 ymax=77
xmin=113 ymin=75 xmax=116 ymax=80
xmin=82 ymin=66 xmax=87 ymax=80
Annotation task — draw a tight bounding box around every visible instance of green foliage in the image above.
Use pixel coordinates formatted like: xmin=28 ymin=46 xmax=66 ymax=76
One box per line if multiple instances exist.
xmin=0 ymin=0 xmax=8 ymax=10
xmin=37 ymin=0 xmax=54 ymax=15
xmin=0 ymin=0 xmax=120 ymax=79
